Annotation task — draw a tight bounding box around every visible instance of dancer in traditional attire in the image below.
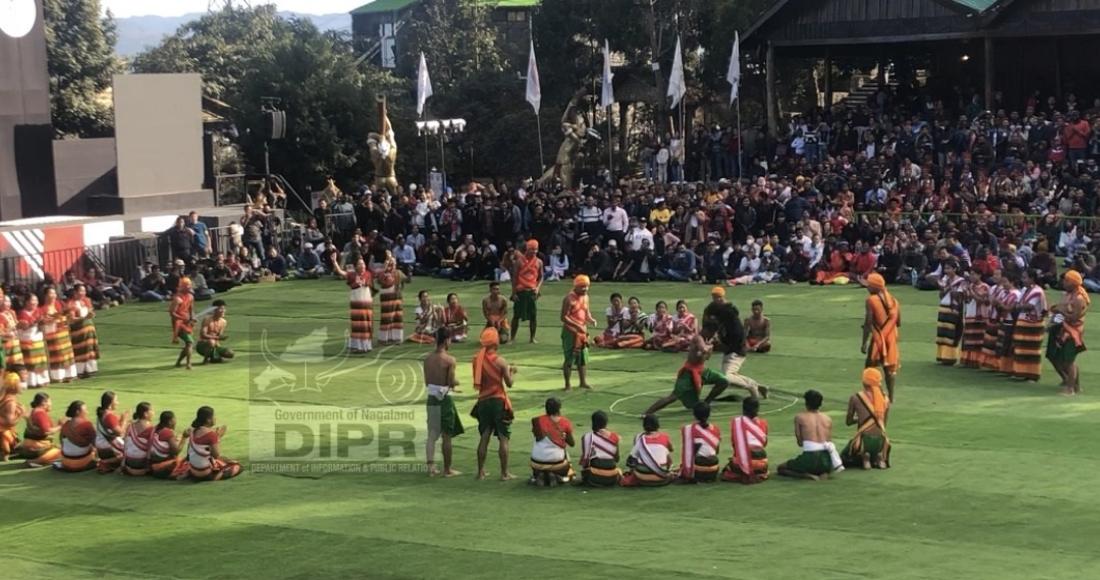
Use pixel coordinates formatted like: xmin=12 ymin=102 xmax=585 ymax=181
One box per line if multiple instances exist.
xmin=67 ymin=284 xmax=99 ymax=378
xmin=375 ymin=257 xmax=406 ymax=345
xmin=121 ymin=402 xmax=155 ymax=476
xmin=173 ymin=406 xmax=242 ymax=481
xmin=679 ymin=402 xmax=721 ymax=483
xmin=58 ymin=400 xmax=97 ymax=472
xmin=411 ymin=290 xmax=446 ymax=344
xmin=993 ymin=275 xmax=1022 ymax=374
xmin=777 ymin=390 xmax=844 ymax=480
xmin=510 ymin=239 xmax=543 ymax=343
xmin=981 ymin=271 xmax=1007 ymax=371
xmin=620 ymin=414 xmax=675 ymax=487
xmin=960 ymin=270 xmax=990 ymax=369
xmin=41 ymin=287 xmax=76 ymax=383
xmin=0 ymin=373 xmax=24 ymax=461
xmin=561 ymin=275 xmax=596 ymax=391
xmin=529 ymin=397 xmax=576 ymax=486
xmin=1011 ymin=269 xmax=1048 ymax=381
xmin=12 ymin=393 xmax=60 ymax=466
xmin=594 ymin=293 xmax=629 ymax=347
xmin=0 ymin=296 xmax=26 ymax=389
xmin=170 ymin=277 xmax=197 ymax=368
xmin=721 ymin=397 xmax=770 ymax=483
xmin=332 ymin=257 xmax=374 ymax=353
xmin=841 ymin=369 xmax=891 ymax=469
xmin=862 ymin=273 xmax=900 ymax=400
xmin=935 ymin=260 xmax=965 ymax=365
xmin=443 ymin=293 xmax=469 ymax=343
xmin=425 ymin=328 xmax=463 ymax=478
xmin=744 ymin=300 xmax=772 ymax=353
xmin=482 ymin=282 xmax=511 ymax=344
xmin=149 ymin=411 xmax=188 ymax=479
xmin=18 ymin=294 xmax=49 ymax=388
xmin=94 ymin=391 xmax=127 ymax=473
xmin=197 ymin=300 xmax=234 ymax=364
xmin=473 ymin=328 xmax=517 ymax=481
xmin=579 ymin=410 xmax=622 ymax=486
xmin=1048 ymin=270 xmax=1091 ymax=396
xmin=661 ymin=300 xmax=697 ymax=352
xmin=646 ymin=301 xmax=674 ymax=350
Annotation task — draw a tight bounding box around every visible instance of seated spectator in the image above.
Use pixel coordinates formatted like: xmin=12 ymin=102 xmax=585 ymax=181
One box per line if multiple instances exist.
xmin=297 ymin=243 xmax=324 ymax=279
xmin=264 ymin=247 xmax=287 ymax=280
xmin=139 ymin=266 xmax=168 ymax=302
xmin=393 ymin=236 xmax=417 ymax=277
xmin=546 ymin=245 xmax=569 ymax=281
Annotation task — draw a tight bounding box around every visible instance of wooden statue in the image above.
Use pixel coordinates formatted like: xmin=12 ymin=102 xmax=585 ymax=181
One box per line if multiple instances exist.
xmin=368 ymin=95 xmax=399 ymax=194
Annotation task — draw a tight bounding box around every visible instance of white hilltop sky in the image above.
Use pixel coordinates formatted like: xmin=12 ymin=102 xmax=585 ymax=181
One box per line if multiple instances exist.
xmin=101 ymin=0 xmax=368 ymax=18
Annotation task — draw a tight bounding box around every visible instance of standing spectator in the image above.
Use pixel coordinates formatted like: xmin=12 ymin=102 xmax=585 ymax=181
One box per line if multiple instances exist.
xmin=188 ymin=211 xmax=210 ymax=257
xmin=168 ymin=217 xmax=195 ymax=264
xmin=601 ymin=196 xmax=629 ymax=249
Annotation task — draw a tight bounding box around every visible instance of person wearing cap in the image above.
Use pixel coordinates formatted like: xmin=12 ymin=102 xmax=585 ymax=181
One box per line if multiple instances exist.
xmin=862 ymin=273 xmax=901 ymax=401
xmin=197 ymin=300 xmax=234 ymax=364
xmin=510 ymin=239 xmax=543 ymax=344
xmin=840 ymin=368 xmax=891 ymax=470
xmin=296 ymin=242 xmax=324 ymax=279
xmin=170 ymin=277 xmax=196 ymax=370
xmin=560 ymin=275 xmax=596 ymax=391
xmin=472 ymin=327 xmax=517 ymax=481
xmin=1048 ymin=270 xmax=1091 ymax=396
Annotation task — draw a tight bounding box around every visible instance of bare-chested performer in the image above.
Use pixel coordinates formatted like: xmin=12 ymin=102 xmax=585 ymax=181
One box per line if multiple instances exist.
xmin=197 ymin=300 xmax=234 ymax=364
xmin=425 ymin=328 xmax=463 ymax=477
xmin=743 ymin=300 xmax=771 ymax=353
xmin=644 ymin=330 xmax=730 ymax=416
xmin=776 ymin=389 xmax=844 ymax=480
xmin=482 ymin=282 xmax=511 ymax=345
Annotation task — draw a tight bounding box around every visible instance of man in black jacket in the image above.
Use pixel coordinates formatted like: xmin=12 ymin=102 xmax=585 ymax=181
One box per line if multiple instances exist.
xmin=702 ymin=296 xmax=768 ymax=400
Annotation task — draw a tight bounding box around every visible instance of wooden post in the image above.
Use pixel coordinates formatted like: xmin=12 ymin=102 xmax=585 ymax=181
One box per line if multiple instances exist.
xmin=766 ymin=42 xmax=778 ymax=139
xmin=823 ymin=53 xmax=834 ymax=109
xmin=984 ymin=36 xmax=995 ymax=109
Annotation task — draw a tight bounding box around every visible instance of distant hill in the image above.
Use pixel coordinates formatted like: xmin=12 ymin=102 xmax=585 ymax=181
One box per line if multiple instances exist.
xmin=113 ymin=12 xmax=352 ymax=57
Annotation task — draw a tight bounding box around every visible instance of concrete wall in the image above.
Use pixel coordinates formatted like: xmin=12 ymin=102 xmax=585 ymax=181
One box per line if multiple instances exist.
xmin=53 ymin=138 xmax=117 ymax=214
xmin=114 ymin=73 xmax=204 ymax=197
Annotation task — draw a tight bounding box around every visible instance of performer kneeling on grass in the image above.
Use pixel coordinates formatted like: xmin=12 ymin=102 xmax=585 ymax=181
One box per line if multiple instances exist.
xmin=149 ymin=411 xmax=189 ymax=479
xmin=482 ymin=282 xmax=511 ymax=344
xmin=169 ymin=277 xmax=196 ymax=369
xmin=1048 ymin=270 xmax=1091 ymax=396
xmin=645 ymin=328 xmax=730 ymax=416
xmin=777 ymin=390 xmax=844 ymax=481
xmin=721 ymin=397 xmax=770 ymax=484
xmin=472 ymin=328 xmax=516 ymax=481
xmin=58 ymin=400 xmax=97 ymax=472
xmin=529 ymin=397 xmax=576 ymax=486
xmin=173 ymin=406 xmax=241 ymax=482
xmin=94 ymin=391 xmax=127 ymax=473
xmin=620 ymin=414 xmax=675 ymax=487
xmin=12 ymin=393 xmax=61 ymax=467
xmin=561 ymin=275 xmax=596 ymax=391
xmin=841 ymin=369 xmax=891 ymax=470
xmin=744 ymin=300 xmax=772 ymax=353
xmin=580 ymin=410 xmax=622 ymax=486
xmin=425 ymin=328 xmax=463 ymax=478
xmin=197 ymin=300 xmax=234 ymax=364
xmin=121 ymin=402 xmax=155 ymax=476
xmin=679 ymin=402 xmax=721 ymax=483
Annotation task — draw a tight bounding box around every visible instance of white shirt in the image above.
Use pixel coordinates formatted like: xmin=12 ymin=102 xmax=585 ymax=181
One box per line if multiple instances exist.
xmin=604 ymin=306 xmax=630 ymax=336
xmin=602 ymin=207 xmax=629 ymax=233
xmin=625 ymin=227 xmax=654 ymax=252
xmin=738 ymin=256 xmax=761 ymax=274
xmin=578 ymin=206 xmax=601 ymax=223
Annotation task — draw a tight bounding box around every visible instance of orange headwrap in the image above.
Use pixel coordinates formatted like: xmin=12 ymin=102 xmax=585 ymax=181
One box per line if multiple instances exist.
xmin=1 ymin=371 xmax=20 ymax=396
xmin=573 ymin=274 xmax=590 ymax=290
xmin=1064 ymin=270 xmax=1091 ymax=306
xmin=866 ymin=273 xmax=886 ymax=292
xmin=525 ymin=239 xmax=539 ymax=252
xmin=473 ymin=327 xmax=500 ymax=390
xmin=862 ymin=367 xmax=887 ymax=422
xmin=711 ymin=286 xmax=726 ymax=297
xmin=178 ymin=277 xmax=193 ymax=291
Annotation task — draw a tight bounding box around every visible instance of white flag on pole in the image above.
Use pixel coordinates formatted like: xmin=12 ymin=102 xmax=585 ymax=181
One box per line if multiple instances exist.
xmin=600 ymin=39 xmax=615 ymax=109
xmin=417 ymin=52 xmax=433 ymax=117
xmin=726 ymin=31 xmax=741 ymax=106
xmin=667 ymin=35 xmax=686 ymax=109
xmin=526 ymin=40 xmax=542 ymax=115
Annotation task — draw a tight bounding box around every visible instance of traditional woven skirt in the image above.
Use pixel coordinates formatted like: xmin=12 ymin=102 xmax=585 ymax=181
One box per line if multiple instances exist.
xmin=45 ymin=325 xmax=77 ymax=382
xmin=980 ymin=319 xmax=1001 ymax=370
xmin=935 ymin=306 xmax=962 ymax=365
xmin=1011 ymin=319 xmax=1045 ymax=381
xmin=348 ymin=286 xmax=373 ymax=352
xmin=69 ymin=319 xmax=99 ymax=375
xmin=3 ymin=335 xmax=23 ymax=371
xmin=20 ymin=332 xmax=49 ymax=388
xmin=378 ymin=286 xmax=404 ymax=343
xmin=960 ymin=316 xmax=986 ymax=368
xmin=995 ymin=320 xmax=1016 ymax=374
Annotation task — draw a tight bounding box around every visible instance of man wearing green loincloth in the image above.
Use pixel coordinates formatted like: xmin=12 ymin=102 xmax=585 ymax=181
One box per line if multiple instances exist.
xmin=645 ymin=327 xmax=730 ymax=416
xmin=425 ymin=327 xmax=464 ymax=477
xmin=777 ymin=389 xmax=844 ymax=480
xmin=196 ymin=300 xmax=234 ymax=364
xmin=511 ymin=239 xmax=544 ymax=343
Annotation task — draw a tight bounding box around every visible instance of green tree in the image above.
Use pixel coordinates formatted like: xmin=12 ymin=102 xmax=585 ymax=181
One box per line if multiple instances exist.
xmin=400 ymin=0 xmax=507 ymax=88
xmin=43 ymin=0 xmax=121 ymax=138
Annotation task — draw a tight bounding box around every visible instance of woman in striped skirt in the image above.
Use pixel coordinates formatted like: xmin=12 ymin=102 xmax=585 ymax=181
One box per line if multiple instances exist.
xmin=961 ymin=270 xmax=990 ymax=368
xmin=332 ymin=257 xmax=373 ymax=354
xmin=375 ymin=256 xmax=405 ymax=345
xmin=67 ymin=284 xmax=99 ymax=378
xmin=993 ymin=275 xmax=1022 ymax=374
xmin=40 ymin=287 xmax=77 ymax=383
xmin=17 ymin=294 xmax=49 ymax=388
xmin=935 ymin=260 xmax=965 ymax=365
xmin=0 ymin=295 xmax=26 ymax=389
xmin=981 ymin=270 xmax=1005 ymax=370
xmin=1011 ymin=270 xmax=1048 ymax=382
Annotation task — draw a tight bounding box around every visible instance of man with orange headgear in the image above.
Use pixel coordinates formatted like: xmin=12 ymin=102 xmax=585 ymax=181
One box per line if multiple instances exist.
xmin=0 ymin=372 xmax=24 ymax=461
xmin=1048 ymin=270 xmax=1091 ymax=396
xmin=510 ymin=239 xmax=544 ymax=343
xmin=560 ymin=275 xmax=596 ymax=391
xmin=472 ymin=327 xmax=517 ymax=481
xmin=861 ymin=273 xmax=901 ymax=401
xmin=841 ymin=368 xmax=891 ymax=470
xmin=170 ymin=277 xmax=196 ymax=370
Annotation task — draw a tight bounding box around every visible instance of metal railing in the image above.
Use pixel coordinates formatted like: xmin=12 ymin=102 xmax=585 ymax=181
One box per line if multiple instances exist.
xmin=0 ymin=236 xmax=160 ymax=287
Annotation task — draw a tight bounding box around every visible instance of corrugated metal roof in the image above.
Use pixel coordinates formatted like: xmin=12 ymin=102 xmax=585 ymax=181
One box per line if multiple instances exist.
xmin=352 ymin=0 xmax=537 ymax=14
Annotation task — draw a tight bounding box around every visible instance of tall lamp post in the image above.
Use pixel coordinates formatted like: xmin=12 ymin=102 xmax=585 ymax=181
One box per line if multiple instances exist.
xmin=415 ymin=118 xmax=467 ymax=195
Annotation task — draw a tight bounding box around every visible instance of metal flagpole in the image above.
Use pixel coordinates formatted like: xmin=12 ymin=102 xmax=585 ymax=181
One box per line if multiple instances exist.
xmin=536 ymin=113 xmax=545 ymax=175
xmin=439 ymin=133 xmax=447 ymax=192
xmin=530 ymin=19 xmax=545 ymax=175
xmin=423 ymin=134 xmax=430 ymax=187
xmin=607 ymin=108 xmax=613 ymax=184
xmin=736 ymin=96 xmax=743 ymax=179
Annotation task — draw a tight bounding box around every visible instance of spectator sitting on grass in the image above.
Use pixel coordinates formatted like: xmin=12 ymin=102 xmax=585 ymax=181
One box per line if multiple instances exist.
xmin=208 ymin=253 xmax=240 ymax=293
xmin=192 ymin=265 xmax=215 ymax=301
xmin=264 ymin=246 xmax=287 ymax=281
xmin=297 ymin=243 xmax=324 ymax=279
xmin=139 ymin=265 xmax=168 ymax=302
xmin=393 ymin=235 xmax=417 ymax=277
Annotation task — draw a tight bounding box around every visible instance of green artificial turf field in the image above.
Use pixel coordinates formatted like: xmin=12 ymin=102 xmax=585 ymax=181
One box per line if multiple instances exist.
xmin=2 ymin=278 xmax=1099 ymax=579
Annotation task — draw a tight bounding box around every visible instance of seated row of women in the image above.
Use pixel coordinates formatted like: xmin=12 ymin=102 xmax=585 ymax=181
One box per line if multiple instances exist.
xmin=592 ymin=294 xmax=699 ymax=352
xmin=0 ymin=380 xmax=240 ymax=482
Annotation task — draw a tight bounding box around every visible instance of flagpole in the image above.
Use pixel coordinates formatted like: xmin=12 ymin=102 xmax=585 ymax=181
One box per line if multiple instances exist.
xmin=736 ymin=96 xmax=743 ymax=179
xmin=536 ymin=112 xmax=545 ymax=175
xmin=607 ymin=106 xmax=613 ymax=184
xmin=528 ymin=25 xmax=545 ymax=175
